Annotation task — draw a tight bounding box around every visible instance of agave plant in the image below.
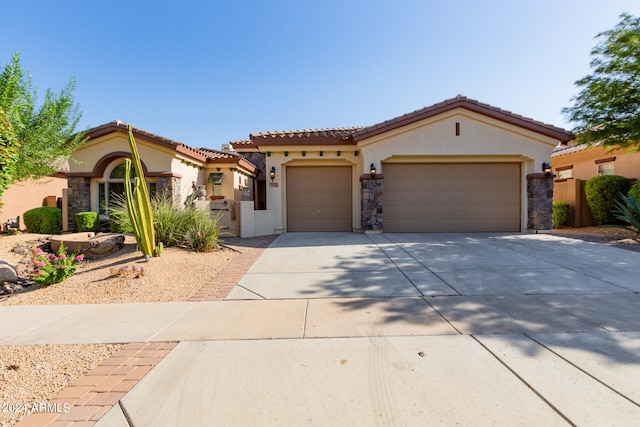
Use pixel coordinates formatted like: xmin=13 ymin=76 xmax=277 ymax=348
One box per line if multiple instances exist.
xmin=612 ymin=192 xmax=640 ymax=236
xmin=124 ymin=125 xmax=162 ymax=259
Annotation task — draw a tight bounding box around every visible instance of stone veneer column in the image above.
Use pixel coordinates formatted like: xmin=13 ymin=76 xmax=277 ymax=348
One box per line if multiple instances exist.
xmin=156 ymin=176 xmax=182 ymax=205
xmin=67 ymin=177 xmax=91 ymax=231
xmin=361 ymin=174 xmax=383 ymax=232
xmin=527 ymin=173 xmax=554 ymax=231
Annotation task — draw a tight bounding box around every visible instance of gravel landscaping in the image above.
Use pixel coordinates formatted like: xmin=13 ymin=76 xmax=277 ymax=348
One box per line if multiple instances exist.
xmin=0 ymin=232 xmax=238 ymax=425
xmin=0 ymin=233 xmax=238 ymax=305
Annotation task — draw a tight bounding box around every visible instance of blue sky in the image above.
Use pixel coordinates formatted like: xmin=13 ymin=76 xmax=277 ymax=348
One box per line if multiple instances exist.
xmin=2 ymin=1 xmax=640 ymax=149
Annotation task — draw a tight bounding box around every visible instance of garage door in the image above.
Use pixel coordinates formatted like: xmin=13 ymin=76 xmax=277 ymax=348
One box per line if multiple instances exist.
xmin=287 ymin=166 xmax=352 ymax=232
xmin=384 ymin=163 xmax=520 ymax=232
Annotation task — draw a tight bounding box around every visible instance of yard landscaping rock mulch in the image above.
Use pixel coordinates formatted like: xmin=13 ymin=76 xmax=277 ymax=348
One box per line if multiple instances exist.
xmin=0 ymin=233 xmax=239 ymax=305
xmin=553 ymin=226 xmax=640 ymax=253
xmin=0 ymin=343 xmax=122 ymax=427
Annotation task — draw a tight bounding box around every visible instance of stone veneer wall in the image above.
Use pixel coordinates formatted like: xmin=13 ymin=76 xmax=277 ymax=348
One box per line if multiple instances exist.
xmin=156 ymin=176 xmax=182 ymax=206
xmin=527 ymin=173 xmax=554 ymax=231
xmin=67 ymin=177 xmax=91 ymax=231
xmin=361 ymin=175 xmax=383 ymax=231
xmin=241 ymin=152 xmax=266 ymax=180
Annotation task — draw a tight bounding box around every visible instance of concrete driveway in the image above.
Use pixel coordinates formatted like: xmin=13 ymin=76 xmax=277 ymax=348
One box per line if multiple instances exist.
xmin=91 ymin=232 xmax=640 ymax=425
xmin=228 ymin=232 xmax=640 ymax=300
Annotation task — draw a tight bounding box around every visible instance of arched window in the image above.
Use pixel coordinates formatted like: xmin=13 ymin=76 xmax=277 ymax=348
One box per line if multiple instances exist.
xmin=97 ymin=160 xmax=156 ymax=214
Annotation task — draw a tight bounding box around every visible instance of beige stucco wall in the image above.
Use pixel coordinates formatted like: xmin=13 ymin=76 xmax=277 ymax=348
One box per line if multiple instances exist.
xmin=1 ymin=176 xmax=67 ymax=224
xmin=202 ymin=166 xmax=254 ymax=202
xmin=552 ymin=145 xmax=640 ymax=181
xmin=357 ymin=109 xmax=560 ymax=232
xmin=171 ymin=158 xmax=204 ymax=205
xmin=262 ymin=147 xmax=360 ymax=233
xmin=70 ymin=133 xmax=180 ymax=174
xmin=358 ymin=109 xmax=558 ymax=173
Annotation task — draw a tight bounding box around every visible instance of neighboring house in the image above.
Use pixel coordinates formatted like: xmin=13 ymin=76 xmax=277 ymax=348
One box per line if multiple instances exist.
xmin=551 ymin=141 xmax=640 ymax=227
xmin=66 ymin=120 xmax=257 ymax=234
xmin=231 ymin=95 xmax=573 ymax=234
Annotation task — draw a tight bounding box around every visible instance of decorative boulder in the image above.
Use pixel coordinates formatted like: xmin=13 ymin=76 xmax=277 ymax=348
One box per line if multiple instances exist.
xmin=0 ymin=261 xmax=18 ymax=283
xmin=50 ymin=233 xmax=126 ymax=260
xmin=84 ymin=235 xmax=126 ymax=260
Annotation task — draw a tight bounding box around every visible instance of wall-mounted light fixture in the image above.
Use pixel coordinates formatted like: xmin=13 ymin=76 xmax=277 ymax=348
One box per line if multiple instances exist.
xmin=370 ymin=163 xmax=377 ymax=178
xmin=542 ymin=162 xmax=552 ymax=177
xmin=269 ymin=166 xmax=276 ymax=182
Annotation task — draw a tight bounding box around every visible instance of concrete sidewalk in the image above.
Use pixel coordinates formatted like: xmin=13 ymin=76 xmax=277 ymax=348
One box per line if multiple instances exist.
xmin=8 ymin=232 xmax=640 ymax=426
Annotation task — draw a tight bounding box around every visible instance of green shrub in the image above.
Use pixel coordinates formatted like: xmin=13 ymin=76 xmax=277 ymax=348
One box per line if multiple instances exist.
xmin=75 ymin=212 xmax=99 ymax=232
xmin=584 ymin=175 xmax=631 ymax=225
xmin=23 ymin=206 xmax=62 ymax=234
xmin=552 ymin=201 xmax=570 ymax=229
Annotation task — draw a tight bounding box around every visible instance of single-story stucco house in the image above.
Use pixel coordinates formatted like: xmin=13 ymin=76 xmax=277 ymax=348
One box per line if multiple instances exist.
xmin=10 ymin=95 xmax=571 ymax=236
xmin=551 ymin=141 xmax=640 ymax=227
xmin=231 ymin=95 xmax=573 ymax=234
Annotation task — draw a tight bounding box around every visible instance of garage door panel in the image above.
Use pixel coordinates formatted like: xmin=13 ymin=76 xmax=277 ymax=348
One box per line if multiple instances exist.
xmin=383 ymin=163 xmax=520 ymax=232
xmin=287 ymin=166 xmax=352 ymax=232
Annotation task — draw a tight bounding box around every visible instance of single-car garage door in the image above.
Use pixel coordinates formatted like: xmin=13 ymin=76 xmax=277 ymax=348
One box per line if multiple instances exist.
xmin=287 ymin=166 xmax=352 ymax=232
xmin=384 ymin=163 xmax=521 ymax=232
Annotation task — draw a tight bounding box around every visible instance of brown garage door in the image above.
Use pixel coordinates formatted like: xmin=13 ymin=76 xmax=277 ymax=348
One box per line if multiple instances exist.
xmin=287 ymin=166 xmax=352 ymax=232
xmin=384 ymin=163 xmax=521 ymax=232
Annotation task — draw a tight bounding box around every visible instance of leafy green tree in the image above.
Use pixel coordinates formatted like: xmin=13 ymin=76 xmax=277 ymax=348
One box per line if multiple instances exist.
xmin=0 ymin=52 xmax=86 ymax=184
xmin=562 ymin=13 xmax=640 ymax=150
xmin=0 ymin=108 xmax=20 ymax=207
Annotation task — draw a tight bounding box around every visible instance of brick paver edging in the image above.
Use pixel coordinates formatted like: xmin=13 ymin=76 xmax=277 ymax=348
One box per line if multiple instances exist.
xmin=15 ymin=342 xmax=178 ymax=427
xmin=189 ymin=234 xmax=278 ymax=302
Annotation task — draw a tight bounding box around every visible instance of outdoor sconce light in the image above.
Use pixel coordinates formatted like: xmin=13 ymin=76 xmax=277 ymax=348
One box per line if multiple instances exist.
xmin=542 ymin=162 xmax=552 ymax=177
xmin=269 ymin=166 xmax=276 ymax=182
xmin=370 ymin=163 xmax=377 ymax=178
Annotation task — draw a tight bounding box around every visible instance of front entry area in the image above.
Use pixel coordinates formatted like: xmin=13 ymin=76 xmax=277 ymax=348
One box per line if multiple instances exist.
xmin=286 ymin=166 xmax=352 ymax=232
xmin=383 ymin=163 xmax=521 ymax=232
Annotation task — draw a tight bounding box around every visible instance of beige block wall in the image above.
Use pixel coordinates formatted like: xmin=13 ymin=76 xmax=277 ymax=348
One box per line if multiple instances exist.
xmin=1 ymin=176 xmax=67 ymax=224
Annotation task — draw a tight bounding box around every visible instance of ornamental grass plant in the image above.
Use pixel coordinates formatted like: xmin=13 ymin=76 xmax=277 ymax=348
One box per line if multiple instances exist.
xmin=109 ymin=191 xmax=222 ymax=252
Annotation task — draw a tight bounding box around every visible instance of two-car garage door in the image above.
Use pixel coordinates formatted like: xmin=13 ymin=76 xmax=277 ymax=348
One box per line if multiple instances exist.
xmin=383 ymin=163 xmax=521 ymax=232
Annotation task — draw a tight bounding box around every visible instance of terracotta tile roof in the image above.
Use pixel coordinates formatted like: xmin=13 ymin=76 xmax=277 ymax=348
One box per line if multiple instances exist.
xmin=229 ymin=139 xmax=257 ymax=149
xmin=89 ymin=120 xmax=183 ymax=146
xmin=551 ymin=141 xmax=601 ymax=157
xmin=85 ymin=120 xmax=209 ymax=162
xmin=235 ymin=96 xmax=573 ymax=149
xmin=352 ymin=95 xmax=574 ymax=143
xmin=197 ymin=147 xmax=258 ymax=173
xmin=250 ymin=127 xmax=364 ymax=140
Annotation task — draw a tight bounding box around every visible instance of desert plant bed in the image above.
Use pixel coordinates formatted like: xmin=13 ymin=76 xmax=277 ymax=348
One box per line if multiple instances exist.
xmin=0 ymin=233 xmax=238 ymax=305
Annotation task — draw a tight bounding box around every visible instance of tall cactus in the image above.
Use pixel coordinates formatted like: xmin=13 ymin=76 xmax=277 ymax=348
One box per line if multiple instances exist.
xmin=124 ymin=125 xmax=158 ymax=260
